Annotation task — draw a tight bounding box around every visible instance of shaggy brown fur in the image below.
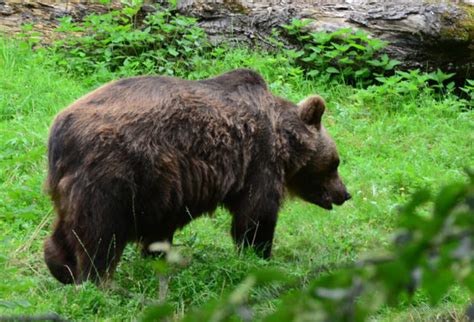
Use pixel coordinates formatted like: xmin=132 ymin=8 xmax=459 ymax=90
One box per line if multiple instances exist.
xmin=43 ymin=69 xmax=351 ymax=284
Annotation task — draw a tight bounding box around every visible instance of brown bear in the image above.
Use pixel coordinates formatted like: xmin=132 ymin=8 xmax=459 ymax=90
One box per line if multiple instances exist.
xmin=43 ymin=69 xmax=351 ymax=284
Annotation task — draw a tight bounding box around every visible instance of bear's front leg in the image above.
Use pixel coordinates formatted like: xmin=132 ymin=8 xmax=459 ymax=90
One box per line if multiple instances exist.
xmin=231 ymin=210 xmax=278 ymax=258
xmin=226 ymin=184 xmax=281 ymax=259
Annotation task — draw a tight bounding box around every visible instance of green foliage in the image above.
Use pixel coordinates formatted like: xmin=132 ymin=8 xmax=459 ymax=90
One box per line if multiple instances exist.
xmin=355 ymin=69 xmax=471 ymax=112
xmin=46 ymin=2 xmax=209 ymax=77
xmin=427 ymin=69 xmax=456 ymax=93
xmin=460 ymin=79 xmax=474 ymax=108
xmin=15 ymin=24 xmax=42 ymax=48
xmin=281 ymin=19 xmax=400 ymax=84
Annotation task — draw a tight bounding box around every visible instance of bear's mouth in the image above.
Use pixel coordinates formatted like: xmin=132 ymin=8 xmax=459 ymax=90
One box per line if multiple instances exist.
xmin=315 ymin=192 xmax=333 ymax=210
xmin=294 ymin=188 xmax=334 ymax=210
xmin=317 ymin=199 xmax=333 ymax=210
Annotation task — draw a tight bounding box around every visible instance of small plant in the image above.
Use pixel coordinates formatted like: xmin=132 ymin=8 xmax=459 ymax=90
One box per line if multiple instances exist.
xmin=353 ymin=68 xmax=471 ymax=112
xmin=460 ymin=79 xmax=474 ymax=108
xmin=46 ymin=2 xmax=210 ymax=77
xmin=281 ymin=19 xmax=400 ymax=84
xmin=373 ymin=69 xmax=433 ymax=98
xmin=427 ymin=69 xmax=456 ymax=94
xmin=16 ymin=24 xmax=42 ymax=49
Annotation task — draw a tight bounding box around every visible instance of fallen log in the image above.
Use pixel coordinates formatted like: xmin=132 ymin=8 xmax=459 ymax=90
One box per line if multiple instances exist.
xmin=1 ymin=0 xmax=472 ymax=80
xmin=177 ymin=0 xmax=474 ymax=80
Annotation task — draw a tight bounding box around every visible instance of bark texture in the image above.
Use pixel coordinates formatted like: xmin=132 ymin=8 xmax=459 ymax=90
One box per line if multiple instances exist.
xmin=177 ymin=0 xmax=474 ymax=78
xmin=1 ymin=0 xmax=472 ymax=78
xmin=0 ymin=1 xmax=113 ymax=40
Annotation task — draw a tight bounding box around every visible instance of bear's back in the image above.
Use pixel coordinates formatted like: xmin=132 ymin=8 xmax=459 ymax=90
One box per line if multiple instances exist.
xmin=47 ymin=70 xmax=285 ymax=206
xmin=69 ymin=68 xmax=269 ymax=114
xmin=53 ymin=69 xmax=277 ymax=154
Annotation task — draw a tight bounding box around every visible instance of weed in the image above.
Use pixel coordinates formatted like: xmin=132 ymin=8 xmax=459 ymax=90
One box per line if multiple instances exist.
xmin=281 ymin=19 xmax=400 ymax=84
xmin=353 ymin=69 xmax=472 ymax=113
xmin=44 ymin=3 xmax=209 ymax=78
xmin=460 ymin=79 xmax=474 ymax=108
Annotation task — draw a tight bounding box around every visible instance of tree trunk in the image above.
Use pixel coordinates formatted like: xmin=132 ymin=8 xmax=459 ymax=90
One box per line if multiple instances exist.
xmin=177 ymin=0 xmax=474 ymax=80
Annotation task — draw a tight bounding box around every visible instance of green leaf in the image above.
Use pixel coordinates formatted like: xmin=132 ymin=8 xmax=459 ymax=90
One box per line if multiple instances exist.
xmin=152 ymin=260 xmax=170 ymax=275
xmin=332 ymin=43 xmax=350 ymax=52
xmin=355 ymin=68 xmax=370 ymax=78
xmin=310 ymin=32 xmax=332 ymax=44
xmin=464 ymin=271 xmax=474 ymax=293
xmin=251 ymin=268 xmax=290 ymax=286
xmin=385 ymin=59 xmax=401 ymax=70
xmin=21 ymin=24 xmax=34 ymax=31
xmin=422 ymin=268 xmax=455 ymax=305
xmin=350 ymin=43 xmax=366 ymax=51
xmin=339 ymin=57 xmax=354 ymax=65
xmin=168 ymin=47 xmax=179 ymax=57
xmin=434 ymin=183 xmax=466 ymax=218
xmin=367 ymin=59 xmax=384 ymax=67
xmin=326 ymin=67 xmax=340 ymax=74
xmin=400 ymin=189 xmax=431 ymax=218
xmin=141 ymin=304 xmax=175 ymax=322
xmin=375 ymin=261 xmax=410 ymax=305
xmin=324 ymin=50 xmax=340 ymax=59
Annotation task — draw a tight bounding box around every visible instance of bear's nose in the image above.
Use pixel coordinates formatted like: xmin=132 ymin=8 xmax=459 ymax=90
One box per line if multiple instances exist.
xmin=344 ymin=191 xmax=352 ymax=201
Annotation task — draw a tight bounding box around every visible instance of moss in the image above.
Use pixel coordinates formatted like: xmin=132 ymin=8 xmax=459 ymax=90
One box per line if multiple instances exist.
xmin=439 ymin=4 xmax=474 ymax=42
xmin=223 ymin=0 xmax=249 ymax=14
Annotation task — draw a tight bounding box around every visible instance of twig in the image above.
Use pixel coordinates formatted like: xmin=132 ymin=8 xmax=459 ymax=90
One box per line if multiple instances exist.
xmin=14 ymin=209 xmax=53 ymax=257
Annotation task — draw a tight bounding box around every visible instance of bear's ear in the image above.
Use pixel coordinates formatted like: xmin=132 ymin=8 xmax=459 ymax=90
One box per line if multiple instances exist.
xmin=298 ymin=95 xmax=326 ymax=128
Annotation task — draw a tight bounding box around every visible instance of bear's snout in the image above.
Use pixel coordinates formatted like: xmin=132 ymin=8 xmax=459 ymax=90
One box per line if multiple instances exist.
xmin=344 ymin=191 xmax=352 ymax=201
xmin=330 ymin=187 xmax=351 ymax=206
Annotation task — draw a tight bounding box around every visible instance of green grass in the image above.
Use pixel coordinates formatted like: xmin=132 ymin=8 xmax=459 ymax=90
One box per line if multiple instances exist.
xmin=0 ymin=38 xmax=473 ymax=321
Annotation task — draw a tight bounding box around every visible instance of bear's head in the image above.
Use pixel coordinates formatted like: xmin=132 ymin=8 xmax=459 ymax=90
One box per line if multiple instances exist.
xmin=287 ymin=95 xmax=351 ymax=210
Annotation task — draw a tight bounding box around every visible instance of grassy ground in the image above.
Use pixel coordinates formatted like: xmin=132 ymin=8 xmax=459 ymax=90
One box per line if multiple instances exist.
xmin=0 ymin=38 xmax=473 ymax=321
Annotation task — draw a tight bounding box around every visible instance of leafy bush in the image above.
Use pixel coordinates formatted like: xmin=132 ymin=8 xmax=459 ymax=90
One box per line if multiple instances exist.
xmin=354 ymin=69 xmax=472 ymax=112
xmin=144 ymin=170 xmax=474 ymax=321
xmin=47 ymin=2 xmax=209 ymax=77
xmin=280 ymin=19 xmax=400 ymax=84
xmin=460 ymin=79 xmax=474 ymax=108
